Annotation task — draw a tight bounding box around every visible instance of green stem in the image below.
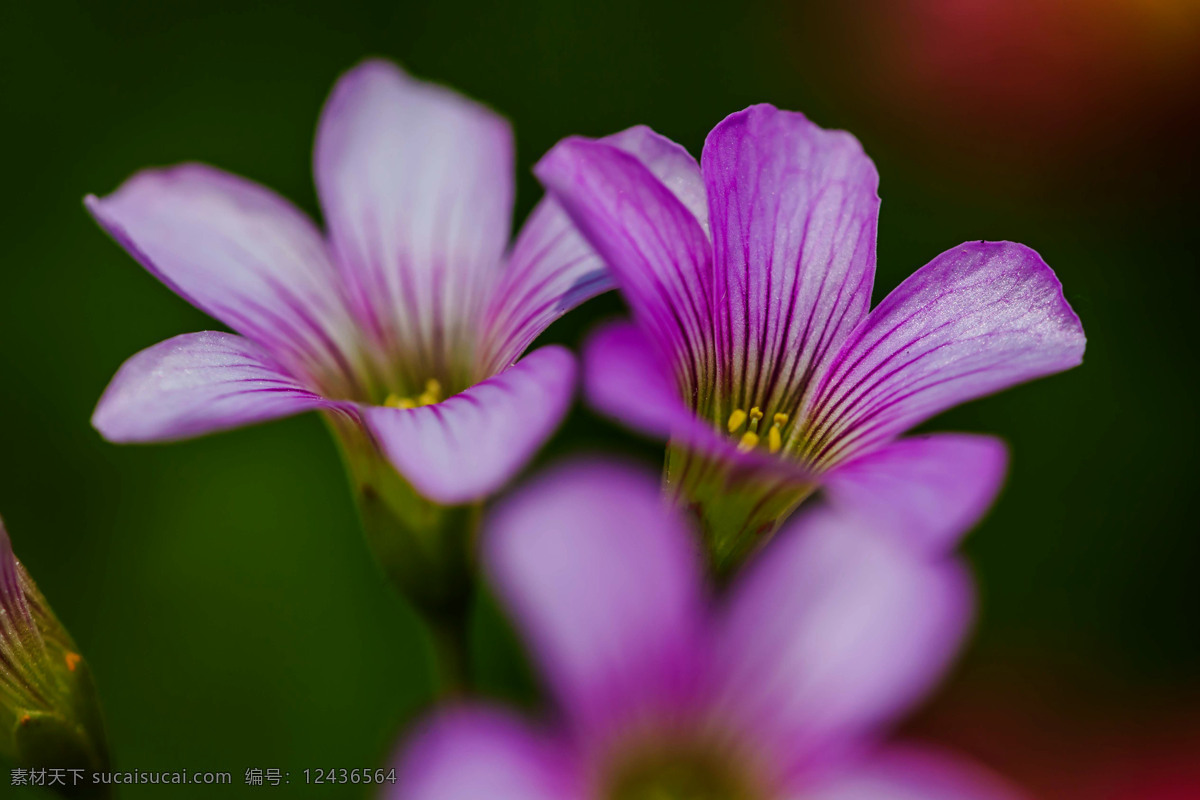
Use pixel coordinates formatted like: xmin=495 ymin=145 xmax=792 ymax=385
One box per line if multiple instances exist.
xmin=426 ymin=606 xmax=473 ymax=698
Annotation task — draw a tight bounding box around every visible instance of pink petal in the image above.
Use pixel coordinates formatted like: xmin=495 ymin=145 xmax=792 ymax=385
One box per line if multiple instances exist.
xmin=483 ymin=459 xmax=706 ymax=744
xmin=479 ymin=125 xmax=707 ymax=374
xmin=397 ymin=708 xmax=579 ymax=800
xmin=477 ymin=197 xmax=611 ymax=374
xmin=535 ymin=135 xmax=719 ymax=405
xmin=364 ymin=346 xmax=575 ymax=505
xmin=822 ymin=434 xmax=1008 ymax=552
xmin=703 ymin=104 xmax=879 ymax=419
xmin=803 ymin=241 xmax=1086 ymax=467
xmin=315 ymin=59 xmax=514 ymax=365
xmin=583 ymin=320 xmax=814 ymax=484
xmin=709 ymin=508 xmax=973 ymax=779
xmin=85 ymin=165 xmax=357 ymax=386
xmin=804 ymin=744 xmax=1029 ymax=800
xmin=93 ymin=332 xmax=344 ymax=443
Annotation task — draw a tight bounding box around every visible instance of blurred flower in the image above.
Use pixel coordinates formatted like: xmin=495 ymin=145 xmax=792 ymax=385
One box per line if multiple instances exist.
xmin=535 ymin=104 xmax=1086 ymax=573
xmin=395 ymin=460 xmax=1024 ymax=800
xmin=1 ymin=518 xmax=109 ymax=782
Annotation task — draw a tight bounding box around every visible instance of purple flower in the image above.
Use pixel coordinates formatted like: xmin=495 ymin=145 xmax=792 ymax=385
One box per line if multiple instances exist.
xmin=86 ymin=59 xmax=615 ymax=507
xmin=0 ymin=518 xmax=109 ymax=773
xmin=395 ymin=461 xmax=1024 ymax=800
xmin=535 ymin=105 xmax=1086 ymax=570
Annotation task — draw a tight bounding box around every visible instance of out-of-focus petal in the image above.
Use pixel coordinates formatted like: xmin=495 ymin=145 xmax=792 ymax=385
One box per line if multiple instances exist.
xmin=484 ymin=460 xmax=706 ymax=743
xmin=315 ymin=59 xmax=514 ymax=370
xmin=364 ymin=346 xmax=575 ymax=505
xmin=396 ymin=708 xmax=580 ymax=800
xmin=92 ymin=332 xmax=344 ymax=443
xmin=821 ymin=434 xmax=1008 ymax=552
xmin=703 ymin=105 xmax=879 ymax=418
xmin=709 ymin=508 xmax=973 ymax=781
xmin=85 ymin=165 xmax=357 ymax=386
xmin=535 ymin=136 xmax=719 ymax=403
xmin=478 ymin=125 xmax=706 ymax=374
xmin=802 ymin=744 xmax=1028 ymax=800
xmin=477 ymin=198 xmax=611 ymax=374
xmin=802 ymin=241 xmax=1086 ymax=466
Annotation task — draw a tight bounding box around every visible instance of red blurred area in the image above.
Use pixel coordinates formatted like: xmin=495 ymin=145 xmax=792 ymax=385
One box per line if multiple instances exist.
xmin=789 ymin=0 xmax=1200 ymax=195
xmin=904 ymin=656 xmax=1200 ymax=799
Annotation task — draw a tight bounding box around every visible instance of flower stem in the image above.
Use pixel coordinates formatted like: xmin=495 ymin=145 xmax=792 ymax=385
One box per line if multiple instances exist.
xmin=426 ymin=605 xmax=473 ymax=698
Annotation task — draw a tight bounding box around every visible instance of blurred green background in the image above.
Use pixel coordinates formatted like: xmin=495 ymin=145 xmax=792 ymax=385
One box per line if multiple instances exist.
xmin=1 ymin=0 xmax=1197 ymax=796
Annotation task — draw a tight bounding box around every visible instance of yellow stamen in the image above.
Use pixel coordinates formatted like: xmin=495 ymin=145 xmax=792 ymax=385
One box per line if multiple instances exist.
xmin=748 ymin=407 xmax=763 ymax=426
xmin=65 ymin=652 xmax=81 ymax=672
xmin=768 ymin=425 xmax=782 ymax=454
xmin=738 ymin=431 xmax=760 ymax=452
xmin=773 ymin=412 xmax=789 ymax=426
xmin=416 ymin=378 xmax=442 ymax=407
xmin=383 ymin=393 xmax=416 ymax=409
xmin=726 ymin=408 xmax=748 ymax=433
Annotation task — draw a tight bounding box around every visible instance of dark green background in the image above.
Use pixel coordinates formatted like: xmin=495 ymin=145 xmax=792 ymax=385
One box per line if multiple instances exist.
xmin=2 ymin=1 xmax=1196 ymax=796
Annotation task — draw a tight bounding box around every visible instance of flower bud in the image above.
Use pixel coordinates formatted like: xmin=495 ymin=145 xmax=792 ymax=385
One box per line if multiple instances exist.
xmin=0 ymin=517 xmax=109 ymax=782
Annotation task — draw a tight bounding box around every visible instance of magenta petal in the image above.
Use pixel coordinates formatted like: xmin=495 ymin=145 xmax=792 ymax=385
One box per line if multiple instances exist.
xmin=805 ymin=744 xmax=1029 ymax=800
xmin=822 ymin=434 xmax=1008 ymax=552
xmin=315 ymin=59 xmax=514 ymax=358
xmin=397 ymin=708 xmax=579 ymax=800
xmin=479 ymin=125 xmax=708 ymax=374
xmin=703 ymin=105 xmax=879 ymax=416
xmin=484 ymin=460 xmax=705 ymax=742
xmin=93 ymin=332 xmax=342 ymax=443
xmin=364 ymin=346 xmax=575 ymax=504
xmin=584 ymin=320 xmax=815 ymax=485
xmin=709 ymin=508 xmax=973 ymax=776
xmin=535 ymin=136 xmax=718 ymax=399
xmin=604 ymin=125 xmax=710 ymax=235
xmin=85 ymin=165 xmax=355 ymax=383
xmin=478 ymin=197 xmax=611 ymax=374
xmin=804 ymin=241 xmax=1086 ymax=465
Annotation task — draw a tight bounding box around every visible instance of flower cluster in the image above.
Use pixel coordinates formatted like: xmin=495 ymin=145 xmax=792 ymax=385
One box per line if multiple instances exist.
xmin=0 ymin=57 xmax=1086 ymax=798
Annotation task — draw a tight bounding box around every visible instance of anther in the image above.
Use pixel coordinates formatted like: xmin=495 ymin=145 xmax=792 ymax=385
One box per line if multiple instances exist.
xmin=416 ymin=378 xmax=442 ymax=407
xmin=738 ymin=431 xmax=760 ymax=452
xmin=383 ymin=393 xmax=416 ymax=409
xmin=768 ymin=425 xmax=782 ymax=454
xmin=726 ymin=409 xmax=748 ymax=433
xmin=773 ymin=412 xmax=789 ymax=426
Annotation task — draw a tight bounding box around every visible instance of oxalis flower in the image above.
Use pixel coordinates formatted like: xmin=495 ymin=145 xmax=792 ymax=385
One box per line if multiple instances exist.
xmin=396 ymin=460 xmax=1023 ymax=800
xmin=536 ymin=105 xmax=1086 ymax=573
xmin=1 ymin=518 xmax=109 ymax=784
xmin=85 ymin=60 xmax=640 ymax=650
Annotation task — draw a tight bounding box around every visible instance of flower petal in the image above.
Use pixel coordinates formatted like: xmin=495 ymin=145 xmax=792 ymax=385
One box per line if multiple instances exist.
xmin=85 ymin=165 xmax=357 ymax=388
xmin=397 ymin=708 xmax=579 ymax=800
xmin=803 ymin=745 xmax=1028 ymax=800
xmin=584 ymin=320 xmax=816 ymax=485
xmin=92 ymin=332 xmax=343 ymax=443
xmin=315 ymin=59 xmax=514 ymax=371
xmin=478 ymin=125 xmax=707 ymax=374
xmin=535 ymin=136 xmax=719 ymax=407
xmin=802 ymin=241 xmax=1086 ymax=466
xmin=484 ymin=459 xmax=706 ymax=743
xmin=703 ymin=105 xmax=879 ymax=418
xmin=364 ymin=346 xmax=575 ymax=505
xmin=477 ymin=198 xmax=611 ymax=375
xmin=821 ymin=434 xmax=1008 ymax=552
xmin=709 ymin=507 xmax=973 ymax=779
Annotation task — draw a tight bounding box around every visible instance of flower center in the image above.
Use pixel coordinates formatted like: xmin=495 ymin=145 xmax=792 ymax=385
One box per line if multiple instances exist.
xmin=606 ymin=750 xmax=763 ymax=800
xmin=382 ymin=379 xmax=443 ymax=409
xmin=726 ymin=408 xmax=789 ymax=455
